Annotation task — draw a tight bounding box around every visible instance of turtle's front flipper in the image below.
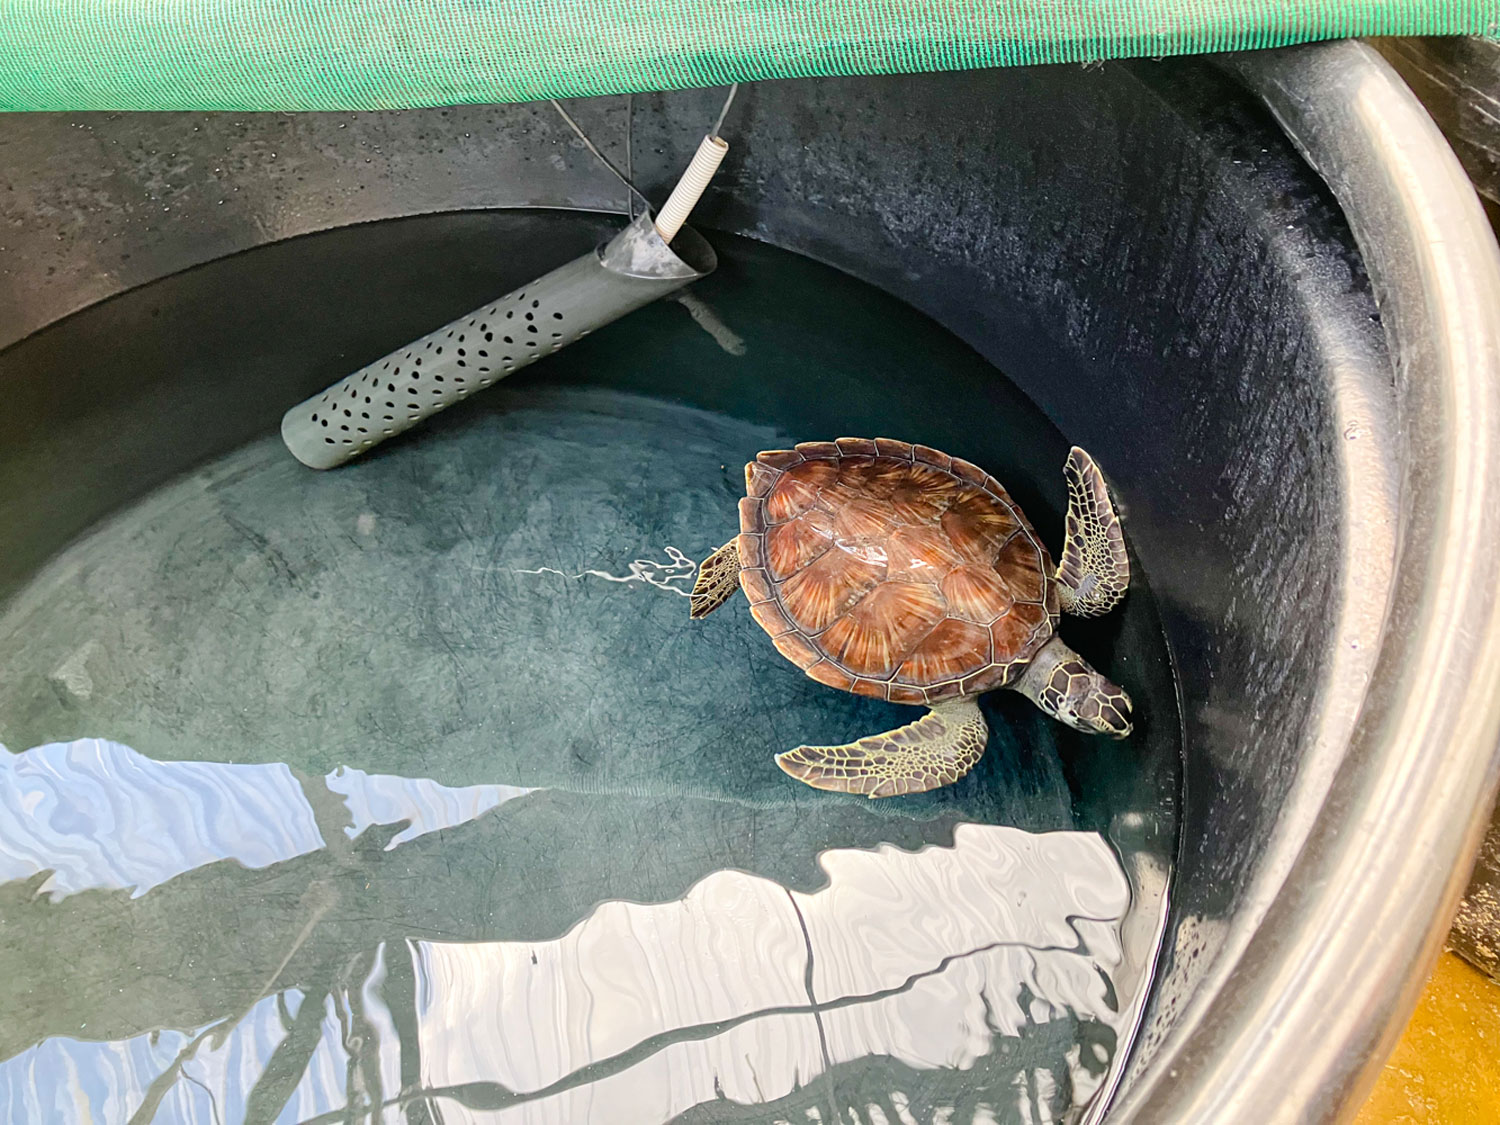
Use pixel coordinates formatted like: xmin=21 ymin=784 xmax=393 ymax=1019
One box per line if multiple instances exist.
xmin=689 ymin=538 xmax=741 ymax=619
xmin=776 ymin=699 xmax=987 ymax=798
xmin=1056 ymin=447 xmax=1130 ymax=617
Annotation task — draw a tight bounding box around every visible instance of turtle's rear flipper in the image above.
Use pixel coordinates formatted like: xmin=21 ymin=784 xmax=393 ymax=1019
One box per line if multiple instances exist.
xmin=689 ymin=539 xmax=741 ymax=619
xmin=1056 ymin=447 xmax=1130 ymax=617
xmin=776 ymin=699 xmax=987 ymax=798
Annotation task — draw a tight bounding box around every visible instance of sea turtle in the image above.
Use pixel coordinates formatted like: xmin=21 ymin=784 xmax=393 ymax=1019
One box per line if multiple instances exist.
xmin=690 ymin=439 xmax=1132 ymax=798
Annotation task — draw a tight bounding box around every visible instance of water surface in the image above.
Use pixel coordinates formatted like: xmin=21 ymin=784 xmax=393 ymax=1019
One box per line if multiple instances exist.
xmin=0 ymin=216 xmax=1180 ymax=1124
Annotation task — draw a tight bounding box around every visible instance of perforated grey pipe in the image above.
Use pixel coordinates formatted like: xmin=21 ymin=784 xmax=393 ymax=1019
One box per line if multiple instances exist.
xmin=281 ymin=212 xmax=716 ymax=469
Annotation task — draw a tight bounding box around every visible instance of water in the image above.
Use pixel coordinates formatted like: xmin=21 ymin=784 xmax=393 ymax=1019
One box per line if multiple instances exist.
xmin=0 ymin=214 xmax=1181 ymax=1124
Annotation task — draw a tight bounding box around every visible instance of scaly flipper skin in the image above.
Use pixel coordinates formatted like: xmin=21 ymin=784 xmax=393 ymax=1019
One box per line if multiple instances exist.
xmin=689 ymin=539 xmax=741 ymax=619
xmin=775 ymin=698 xmax=988 ymax=798
xmin=1056 ymin=447 xmax=1130 ymax=617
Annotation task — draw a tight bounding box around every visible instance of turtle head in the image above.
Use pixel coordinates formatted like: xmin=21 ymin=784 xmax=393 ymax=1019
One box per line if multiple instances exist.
xmin=1015 ymin=639 xmax=1133 ymax=739
xmin=1056 ymin=667 xmax=1133 ymax=739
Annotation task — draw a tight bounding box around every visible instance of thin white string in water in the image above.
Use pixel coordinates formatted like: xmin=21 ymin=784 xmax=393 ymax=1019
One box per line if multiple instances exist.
xmin=513 ymin=546 xmax=699 ymax=598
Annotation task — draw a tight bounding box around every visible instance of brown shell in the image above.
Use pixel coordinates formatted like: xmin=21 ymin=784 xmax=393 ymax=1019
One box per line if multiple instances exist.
xmin=738 ymin=439 xmax=1057 ymax=704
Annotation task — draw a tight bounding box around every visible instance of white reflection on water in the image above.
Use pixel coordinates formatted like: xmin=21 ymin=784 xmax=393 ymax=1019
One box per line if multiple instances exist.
xmin=0 ymin=992 xmax=303 ymax=1124
xmin=411 ymin=826 xmax=1126 ymax=1124
xmin=325 ymin=765 xmax=536 ymax=851
xmin=0 ymin=739 xmax=324 ymax=900
xmin=0 ymin=740 xmax=537 ymax=897
xmin=0 ymin=739 xmax=1130 ymax=1124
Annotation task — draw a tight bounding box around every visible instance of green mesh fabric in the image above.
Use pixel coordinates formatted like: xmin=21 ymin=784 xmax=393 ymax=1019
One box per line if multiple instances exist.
xmin=0 ymin=1 xmax=1495 ymax=112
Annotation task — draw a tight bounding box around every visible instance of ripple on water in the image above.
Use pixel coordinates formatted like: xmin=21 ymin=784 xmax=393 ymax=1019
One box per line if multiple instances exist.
xmin=0 ymin=737 xmax=1130 ymax=1124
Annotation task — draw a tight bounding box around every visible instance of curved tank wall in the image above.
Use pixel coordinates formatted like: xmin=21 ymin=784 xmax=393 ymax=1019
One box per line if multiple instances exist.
xmin=2 ymin=45 xmax=1496 ymax=1122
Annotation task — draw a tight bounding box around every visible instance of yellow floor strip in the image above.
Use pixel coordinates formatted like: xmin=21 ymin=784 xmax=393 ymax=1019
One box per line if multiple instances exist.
xmin=1354 ymin=952 xmax=1500 ymax=1124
